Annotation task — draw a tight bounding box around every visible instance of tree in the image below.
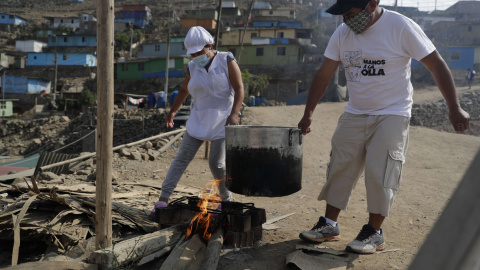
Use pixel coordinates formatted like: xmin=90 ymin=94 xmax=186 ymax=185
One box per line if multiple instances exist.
xmin=79 ymin=89 xmax=97 ymax=107
xmin=241 ymin=69 xmax=269 ymax=97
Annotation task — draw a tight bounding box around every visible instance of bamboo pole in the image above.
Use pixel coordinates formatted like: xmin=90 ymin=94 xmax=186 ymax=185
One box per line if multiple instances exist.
xmin=95 ymin=0 xmax=114 ymax=250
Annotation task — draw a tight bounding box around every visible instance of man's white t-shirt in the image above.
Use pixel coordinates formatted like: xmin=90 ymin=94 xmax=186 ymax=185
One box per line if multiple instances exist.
xmin=325 ymin=8 xmax=435 ymax=117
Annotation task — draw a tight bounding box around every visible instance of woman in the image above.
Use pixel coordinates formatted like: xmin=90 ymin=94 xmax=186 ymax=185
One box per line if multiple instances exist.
xmin=151 ymin=26 xmax=244 ymax=215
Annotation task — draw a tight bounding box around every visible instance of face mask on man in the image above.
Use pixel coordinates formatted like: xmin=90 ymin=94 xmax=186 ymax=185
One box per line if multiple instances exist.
xmin=192 ymin=51 xmax=211 ymax=67
xmin=343 ymin=4 xmax=373 ymax=34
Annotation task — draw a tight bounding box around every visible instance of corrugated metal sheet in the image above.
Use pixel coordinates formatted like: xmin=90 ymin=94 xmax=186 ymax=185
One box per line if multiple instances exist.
xmin=34 ymin=152 xmax=79 ymax=177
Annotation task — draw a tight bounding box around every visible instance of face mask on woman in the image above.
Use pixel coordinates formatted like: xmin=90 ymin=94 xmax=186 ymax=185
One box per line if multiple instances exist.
xmin=192 ymin=53 xmax=211 ymax=68
xmin=343 ymin=4 xmax=373 ymax=34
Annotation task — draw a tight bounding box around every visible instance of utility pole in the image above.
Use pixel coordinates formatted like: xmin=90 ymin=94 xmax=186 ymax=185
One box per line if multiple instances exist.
xmin=214 ymin=0 xmax=223 ymax=50
xmin=54 ymin=35 xmax=58 ymax=101
xmin=164 ymin=0 xmax=173 ymax=108
xmin=95 ymin=0 xmax=114 ymax=250
xmin=129 ymin=23 xmax=133 ymax=58
xmin=238 ymin=0 xmax=255 ymax=64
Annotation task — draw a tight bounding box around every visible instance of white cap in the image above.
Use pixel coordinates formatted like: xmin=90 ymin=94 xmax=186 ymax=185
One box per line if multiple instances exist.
xmin=184 ymin=26 xmax=214 ymax=55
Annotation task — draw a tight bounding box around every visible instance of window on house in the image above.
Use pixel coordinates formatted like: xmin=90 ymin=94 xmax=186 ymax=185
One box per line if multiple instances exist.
xmin=84 ymin=24 xmax=88 ymax=30
xmin=9 ymin=15 xmax=14 ymax=19
xmin=71 ymin=19 xmax=74 ymax=23
xmin=138 ymin=63 xmax=144 ymax=71
xmin=60 ymin=19 xmax=63 ymax=23
xmin=155 ymin=45 xmax=161 ymax=51
xmin=82 ymin=37 xmax=87 ymax=42
xmin=63 ymin=54 xmax=68 ymax=60
xmin=256 ymin=47 xmax=264 ymax=56
xmin=34 ymin=56 xmax=37 ymax=60
xmin=0 ymin=101 xmax=6 ymax=110
xmin=468 ymin=26 xmax=472 ymax=32
xmin=290 ymin=11 xmax=294 ymax=15
xmin=277 ymin=47 xmax=286 ymax=55
xmin=450 ymin=51 xmax=460 ymax=61
xmin=1 ymin=16 xmax=4 ymax=19
xmin=228 ymin=48 xmax=236 ymax=56
xmin=122 ymin=64 xmax=128 ymax=72
xmin=269 ymin=11 xmax=273 ymax=15
xmin=64 ymin=37 xmax=68 ymax=42
xmin=251 ymin=33 xmax=257 ymax=38
xmin=277 ymin=32 xmax=284 ymax=38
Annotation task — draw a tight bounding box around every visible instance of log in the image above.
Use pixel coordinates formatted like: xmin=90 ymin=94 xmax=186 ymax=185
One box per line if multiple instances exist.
xmin=89 ymin=223 xmax=186 ymax=269
xmin=39 ymin=129 xmax=186 ymax=173
xmin=160 ymin=234 xmax=206 ymax=270
xmin=154 ymin=131 xmax=185 ymax=157
xmin=199 ymin=226 xmax=224 ymax=270
xmin=6 ymin=261 xmax=98 ymax=270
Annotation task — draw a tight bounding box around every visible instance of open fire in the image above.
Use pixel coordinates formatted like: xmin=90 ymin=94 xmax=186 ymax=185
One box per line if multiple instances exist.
xmin=154 ymin=181 xmax=266 ymax=248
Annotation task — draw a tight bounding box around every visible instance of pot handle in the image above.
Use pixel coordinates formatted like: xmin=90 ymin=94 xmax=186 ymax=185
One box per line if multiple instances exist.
xmin=289 ymin=128 xmax=303 ymax=146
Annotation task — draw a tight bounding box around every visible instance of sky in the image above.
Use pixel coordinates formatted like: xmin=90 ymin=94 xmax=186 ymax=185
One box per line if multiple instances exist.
xmin=380 ymin=0 xmax=474 ymax=11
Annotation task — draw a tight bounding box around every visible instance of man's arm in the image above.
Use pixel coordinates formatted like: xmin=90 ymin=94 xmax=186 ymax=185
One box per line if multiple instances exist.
xmin=420 ymin=50 xmax=470 ymax=133
xmin=298 ymin=57 xmax=340 ymax=135
xmin=226 ymin=59 xmax=245 ymax=126
xmin=166 ymin=74 xmax=190 ymax=128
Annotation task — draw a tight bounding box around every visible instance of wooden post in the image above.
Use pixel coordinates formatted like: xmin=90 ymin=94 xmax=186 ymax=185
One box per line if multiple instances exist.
xmin=214 ymin=0 xmax=223 ymax=50
xmin=95 ymin=0 xmax=114 ymax=250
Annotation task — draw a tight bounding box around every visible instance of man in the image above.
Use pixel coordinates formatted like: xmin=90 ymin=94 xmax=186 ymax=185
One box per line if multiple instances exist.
xmin=466 ymin=68 xmax=475 ymax=89
xmin=297 ymin=0 xmax=470 ymax=254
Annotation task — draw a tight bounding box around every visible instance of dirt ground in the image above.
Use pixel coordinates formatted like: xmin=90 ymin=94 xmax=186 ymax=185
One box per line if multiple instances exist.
xmin=129 ymin=84 xmax=480 ymax=270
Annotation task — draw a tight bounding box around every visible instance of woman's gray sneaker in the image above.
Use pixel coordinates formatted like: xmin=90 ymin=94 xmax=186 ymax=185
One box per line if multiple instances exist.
xmin=346 ymin=224 xmax=386 ymax=254
xmin=299 ymin=216 xmax=341 ymax=243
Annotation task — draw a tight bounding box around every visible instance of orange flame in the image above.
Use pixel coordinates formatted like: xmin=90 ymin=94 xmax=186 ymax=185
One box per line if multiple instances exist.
xmin=186 ymin=179 xmax=223 ymax=241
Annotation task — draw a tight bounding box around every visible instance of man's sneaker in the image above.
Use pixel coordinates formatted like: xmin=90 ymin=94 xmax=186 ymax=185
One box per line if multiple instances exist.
xmin=346 ymin=224 xmax=386 ymax=254
xmin=299 ymin=216 xmax=341 ymax=243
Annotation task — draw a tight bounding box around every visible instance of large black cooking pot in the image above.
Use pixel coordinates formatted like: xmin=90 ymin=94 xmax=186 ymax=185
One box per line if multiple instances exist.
xmin=225 ymin=126 xmax=303 ymax=197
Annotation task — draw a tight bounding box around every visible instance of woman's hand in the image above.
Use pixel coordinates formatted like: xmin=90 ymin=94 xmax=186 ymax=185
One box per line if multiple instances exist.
xmin=166 ymin=111 xmax=176 ymax=128
xmin=225 ymin=113 xmax=240 ymax=126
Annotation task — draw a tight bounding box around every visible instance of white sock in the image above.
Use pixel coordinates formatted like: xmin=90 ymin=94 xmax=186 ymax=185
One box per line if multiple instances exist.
xmin=325 ymin=217 xmax=337 ymax=227
xmin=376 ymin=229 xmax=381 ymax=234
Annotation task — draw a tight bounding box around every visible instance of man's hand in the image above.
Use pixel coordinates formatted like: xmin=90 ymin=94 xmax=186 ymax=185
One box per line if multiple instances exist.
xmin=298 ymin=115 xmax=312 ymax=135
xmin=449 ymin=107 xmax=470 ymax=133
xmin=166 ymin=111 xmax=176 ymax=128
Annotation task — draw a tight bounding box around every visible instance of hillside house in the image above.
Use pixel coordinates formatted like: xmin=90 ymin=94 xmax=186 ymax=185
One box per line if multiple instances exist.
xmin=27 ymin=53 xmax=96 ymax=67
xmin=0 ymin=100 xmax=14 ymax=117
xmin=121 ymin=5 xmax=151 ymax=28
xmin=115 ymin=57 xmax=188 ymax=80
xmin=444 ymin=0 xmax=480 ymax=21
xmin=181 ymin=18 xmax=216 ymax=30
xmin=0 ymin=53 xmax=8 ymax=68
xmin=250 ymin=2 xmax=272 ymax=10
xmin=53 ymin=17 xmax=80 ymax=29
xmin=0 ymin=14 xmax=27 ymax=25
xmin=137 ymin=38 xmax=187 ymax=58
xmin=251 ymin=9 xmax=296 ymax=20
xmin=15 ymin=40 xmax=48 ymax=52
xmin=221 ymin=1 xmax=243 ymax=17
xmin=72 ymin=0 xmax=84 ymax=2
xmin=219 ymin=40 xmax=305 ymax=65
xmin=252 ymin=21 xmax=302 ymax=28
xmin=427 ymin=21 xmax=480 ymax=47
xmin=2 ymin=75 xmax=51 ymax=94
xmin=48 ymin=35 xmax=97 ymax=47
xmin=220 ymin=28 xmax=312 ymax=46
xmin=184 ymin=9 xmax=218 ymax=20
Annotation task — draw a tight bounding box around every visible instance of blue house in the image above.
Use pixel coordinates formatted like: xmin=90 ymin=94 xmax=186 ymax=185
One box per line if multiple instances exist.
xmin=138 ymin=38 xmax=187 ymax=58
xmin=0 ymin=13 xmax=27 ymax=25
xmin=412 ymin=46 xmax=475 ymax=70
xmin=72 ymin=0 xmax=84 ymax=2
xmin=48 ymin=35 xmax=97 ymax=47
xmin=27 ymin=53 xmax=96 ymax=67
xmin=252 ymin=21 xmax=302 ymax=28
xmin=3 ymin=75 xmax=51 ymax=94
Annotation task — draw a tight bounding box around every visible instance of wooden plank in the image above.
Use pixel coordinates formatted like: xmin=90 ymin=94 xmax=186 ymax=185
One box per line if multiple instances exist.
xmin=409 ymin=150 xmax=480 ymax=270
xmin=199 ymin=226 xmax=224 ymax=270
xmin=11 ymin=194 xmax=38 ymax=266
xmin=155 ymin=131 xmax=184 ymax=157
xmin=5 ymin=261 xmax=98 ymax=270
xmin=89 ymin=223 xmax=185 ymax=269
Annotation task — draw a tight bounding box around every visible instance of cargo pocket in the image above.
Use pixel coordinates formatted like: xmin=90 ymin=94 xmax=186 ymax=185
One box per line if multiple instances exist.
xmin=326 ymin=151 xmax=334 ymax=180
xmin=383 ymin=150 xmax=405 ymax=190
